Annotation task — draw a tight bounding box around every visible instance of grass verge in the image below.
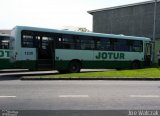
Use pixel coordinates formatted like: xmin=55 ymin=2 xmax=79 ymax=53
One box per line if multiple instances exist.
xmin=22 ymin=68 xmax=160 ymax=79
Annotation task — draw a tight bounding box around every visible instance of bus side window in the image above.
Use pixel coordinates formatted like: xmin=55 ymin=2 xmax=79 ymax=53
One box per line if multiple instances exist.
xmin=132 ymin=40 xmax=143 ymax=52
xmin=21 ymin=31 xmax=34 ymax=48
xmin=127 ymin=40 xmax=133 ymax=52
xmin=0 ymin=36 xmax=9 ymax=49
xmin=1 ymin=40 xmax=9 ymax=49
xmin=75 ymin=38 xmax=81 ymax=49
xmin=22 ymin=35 xmax=34 ymax=47
xmin=62 ymin=34 xmax=75 ymax=49
xmin=79 ymin=36 xmax=94 ymax=50
xmin=100 ymin=38 xmax=112 ymax=51
xmin=114 ymin=39 xmax=129 ymax=51
xmin=0 ymin=39 xmax=1 ymax=49
xmin=95 ymin=38 xmax=101 ymax=50
xmin=55 ymin=34 xmax=63 ymax=49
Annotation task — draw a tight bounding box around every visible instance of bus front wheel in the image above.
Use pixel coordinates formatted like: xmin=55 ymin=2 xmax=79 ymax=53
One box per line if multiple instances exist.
xmin=68 ymin=61 xmax=81 ymax=73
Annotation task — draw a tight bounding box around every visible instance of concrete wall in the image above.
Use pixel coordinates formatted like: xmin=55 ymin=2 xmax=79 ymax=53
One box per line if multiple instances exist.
xmin=90 ymin=1 xmax=160 ymax=39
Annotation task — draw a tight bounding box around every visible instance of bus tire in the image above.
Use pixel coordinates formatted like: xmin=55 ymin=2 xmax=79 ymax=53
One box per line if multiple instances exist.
xmin=58 ymin=70 xmax=68 ymax=74
xmin=68 ymin=61 xmax=81 ymax=73
xmin=131 ymin=61 xmax=140 ymax=69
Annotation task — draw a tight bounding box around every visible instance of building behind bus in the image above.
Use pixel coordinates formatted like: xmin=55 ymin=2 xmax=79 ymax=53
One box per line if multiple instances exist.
xmin=88 ymin=0 xmax=160 ymax=64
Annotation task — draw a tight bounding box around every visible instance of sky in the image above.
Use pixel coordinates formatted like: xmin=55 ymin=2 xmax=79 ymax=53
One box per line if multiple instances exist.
xmin=1 ymin=0 xmax=150 ymax=31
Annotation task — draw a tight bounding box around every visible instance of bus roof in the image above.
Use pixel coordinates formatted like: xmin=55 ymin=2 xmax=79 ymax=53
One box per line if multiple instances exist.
xmin=0 ymin=34 xmax=10 ymax=37
xmin=13 ymin=26 xmax=151 ymax=41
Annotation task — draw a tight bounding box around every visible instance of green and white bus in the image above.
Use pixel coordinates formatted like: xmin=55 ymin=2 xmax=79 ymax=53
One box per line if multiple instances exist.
xmin=0 ymin=34 xmax=14 ymax=70
xmin=0 ymin=34 xmax=14 ymax=69
xmin=10 ymin=26 xmax=152 ymax=73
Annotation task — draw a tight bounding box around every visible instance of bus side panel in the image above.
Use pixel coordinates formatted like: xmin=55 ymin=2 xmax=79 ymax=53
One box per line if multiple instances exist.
xmin=82 ymin=61 xmax=131 ymax=69
xmin=13 ymin=60 xmax=36 ymax=70
xmin=14 ymin=48 xmax=37 ymax=70
xmin=10 ymin=27 xmax=37 ymax=70
xmin=55 ymin=49 xmax=145 ymax=70
xmin=93 ymin=51 xmax=144 ymax=69
xmin=55 ymin=49 xmax=94 ymax=70
xmin=10 ymin=28 xmax=21 ymax=62
xmin=0 ymin=49 xmax=15 ymax=69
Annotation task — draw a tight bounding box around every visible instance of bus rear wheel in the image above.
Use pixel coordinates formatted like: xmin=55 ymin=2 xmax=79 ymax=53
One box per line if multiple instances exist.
xmin=131 ymin=61 xmax=140 ymax=69
xmin=58 ymin=70 xmax=68 ymax=74
xmin=68 ymin=61 xmax=81 ymax=73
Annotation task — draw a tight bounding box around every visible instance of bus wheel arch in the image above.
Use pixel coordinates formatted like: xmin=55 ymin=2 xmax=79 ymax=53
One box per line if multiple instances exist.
xmin=68 ymin=60 xmax=81 ymax=73
xmin=131 ymin=60 xmax=141 ymax=69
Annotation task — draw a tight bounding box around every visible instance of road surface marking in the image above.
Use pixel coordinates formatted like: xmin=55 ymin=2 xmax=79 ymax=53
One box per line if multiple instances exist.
xmin=59 ymin=95 xmax=89 ymax=98
xmin=130 ymin=95 xmax=160 ymax=98
xmin=0 ymin=96 xmax=16 ymax=98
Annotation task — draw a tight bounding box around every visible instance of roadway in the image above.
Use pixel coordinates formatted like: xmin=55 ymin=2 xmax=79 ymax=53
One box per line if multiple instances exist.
xmin=0 ymin=69 xmax=113 ymax=76
xmin=0 ymin=79 xmax=160 ymax=110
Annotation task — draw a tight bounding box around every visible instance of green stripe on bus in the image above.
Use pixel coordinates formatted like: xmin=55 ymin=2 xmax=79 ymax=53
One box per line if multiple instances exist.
xmin=55 ymin=60 xmax=144 ymax=70
xmin=13 ymin=60 xmax=36 ymax=70
xmin=0 ymin=59 xmax=14 ymax=69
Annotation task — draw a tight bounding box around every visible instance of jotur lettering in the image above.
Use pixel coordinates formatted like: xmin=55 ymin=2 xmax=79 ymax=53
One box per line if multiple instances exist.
xmin=0 ymin=50 xmax=9 ymax=58
xmin=96 ymin=52 xmax=125 ymax=60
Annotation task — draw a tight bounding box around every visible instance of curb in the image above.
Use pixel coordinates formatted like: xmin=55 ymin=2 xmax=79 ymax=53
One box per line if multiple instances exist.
xmin=21 ymin=77 xmax=160 ymax=81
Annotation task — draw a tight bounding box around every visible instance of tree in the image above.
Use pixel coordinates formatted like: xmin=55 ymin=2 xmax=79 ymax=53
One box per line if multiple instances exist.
xmin=77 ymin=27 xmax=90 ymax=32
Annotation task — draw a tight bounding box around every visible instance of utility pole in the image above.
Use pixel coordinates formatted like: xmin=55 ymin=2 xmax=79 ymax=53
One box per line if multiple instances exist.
xmin=152 ymin=0 xmax=157 ymax=63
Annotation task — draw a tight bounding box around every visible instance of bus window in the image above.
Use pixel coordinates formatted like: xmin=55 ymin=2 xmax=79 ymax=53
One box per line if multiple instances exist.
xmin=42 ymin=37 xmax=49 ymax=50
xmin=55 ymin=35 xmax=63 ymax=49
xmin=75 ymin=38 xmax=81 ymax=49
xmin=100 ymin=38 xmax=112 ymax=51
xmin=55 ymin=34 xmax=75 ymax=49
xmin=0 ymin=36 xmax=10 ymax=49
xmin=79 ymin=36 xmax=94 ymax=50
xmin=95 ymin=38 xmax=101 ymax=50
xmin=62 ymin=34 xmax=75 ymax=49
xmin=0 ymin=40 xmax=9 ymax=49
xmin=114 ymin=39 xmax=129 ymax=51
xmin=21 ymin=31 xmax=34 ymax=48
xmin=132 ymin=40 xmax=143 ymax=52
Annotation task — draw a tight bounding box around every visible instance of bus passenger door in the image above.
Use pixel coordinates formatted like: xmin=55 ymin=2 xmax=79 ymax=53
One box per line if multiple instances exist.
xmin=36 ymin=35 xmax=55 ymax=70
xmin=144 ymin=43 xmax=152 ymax=66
